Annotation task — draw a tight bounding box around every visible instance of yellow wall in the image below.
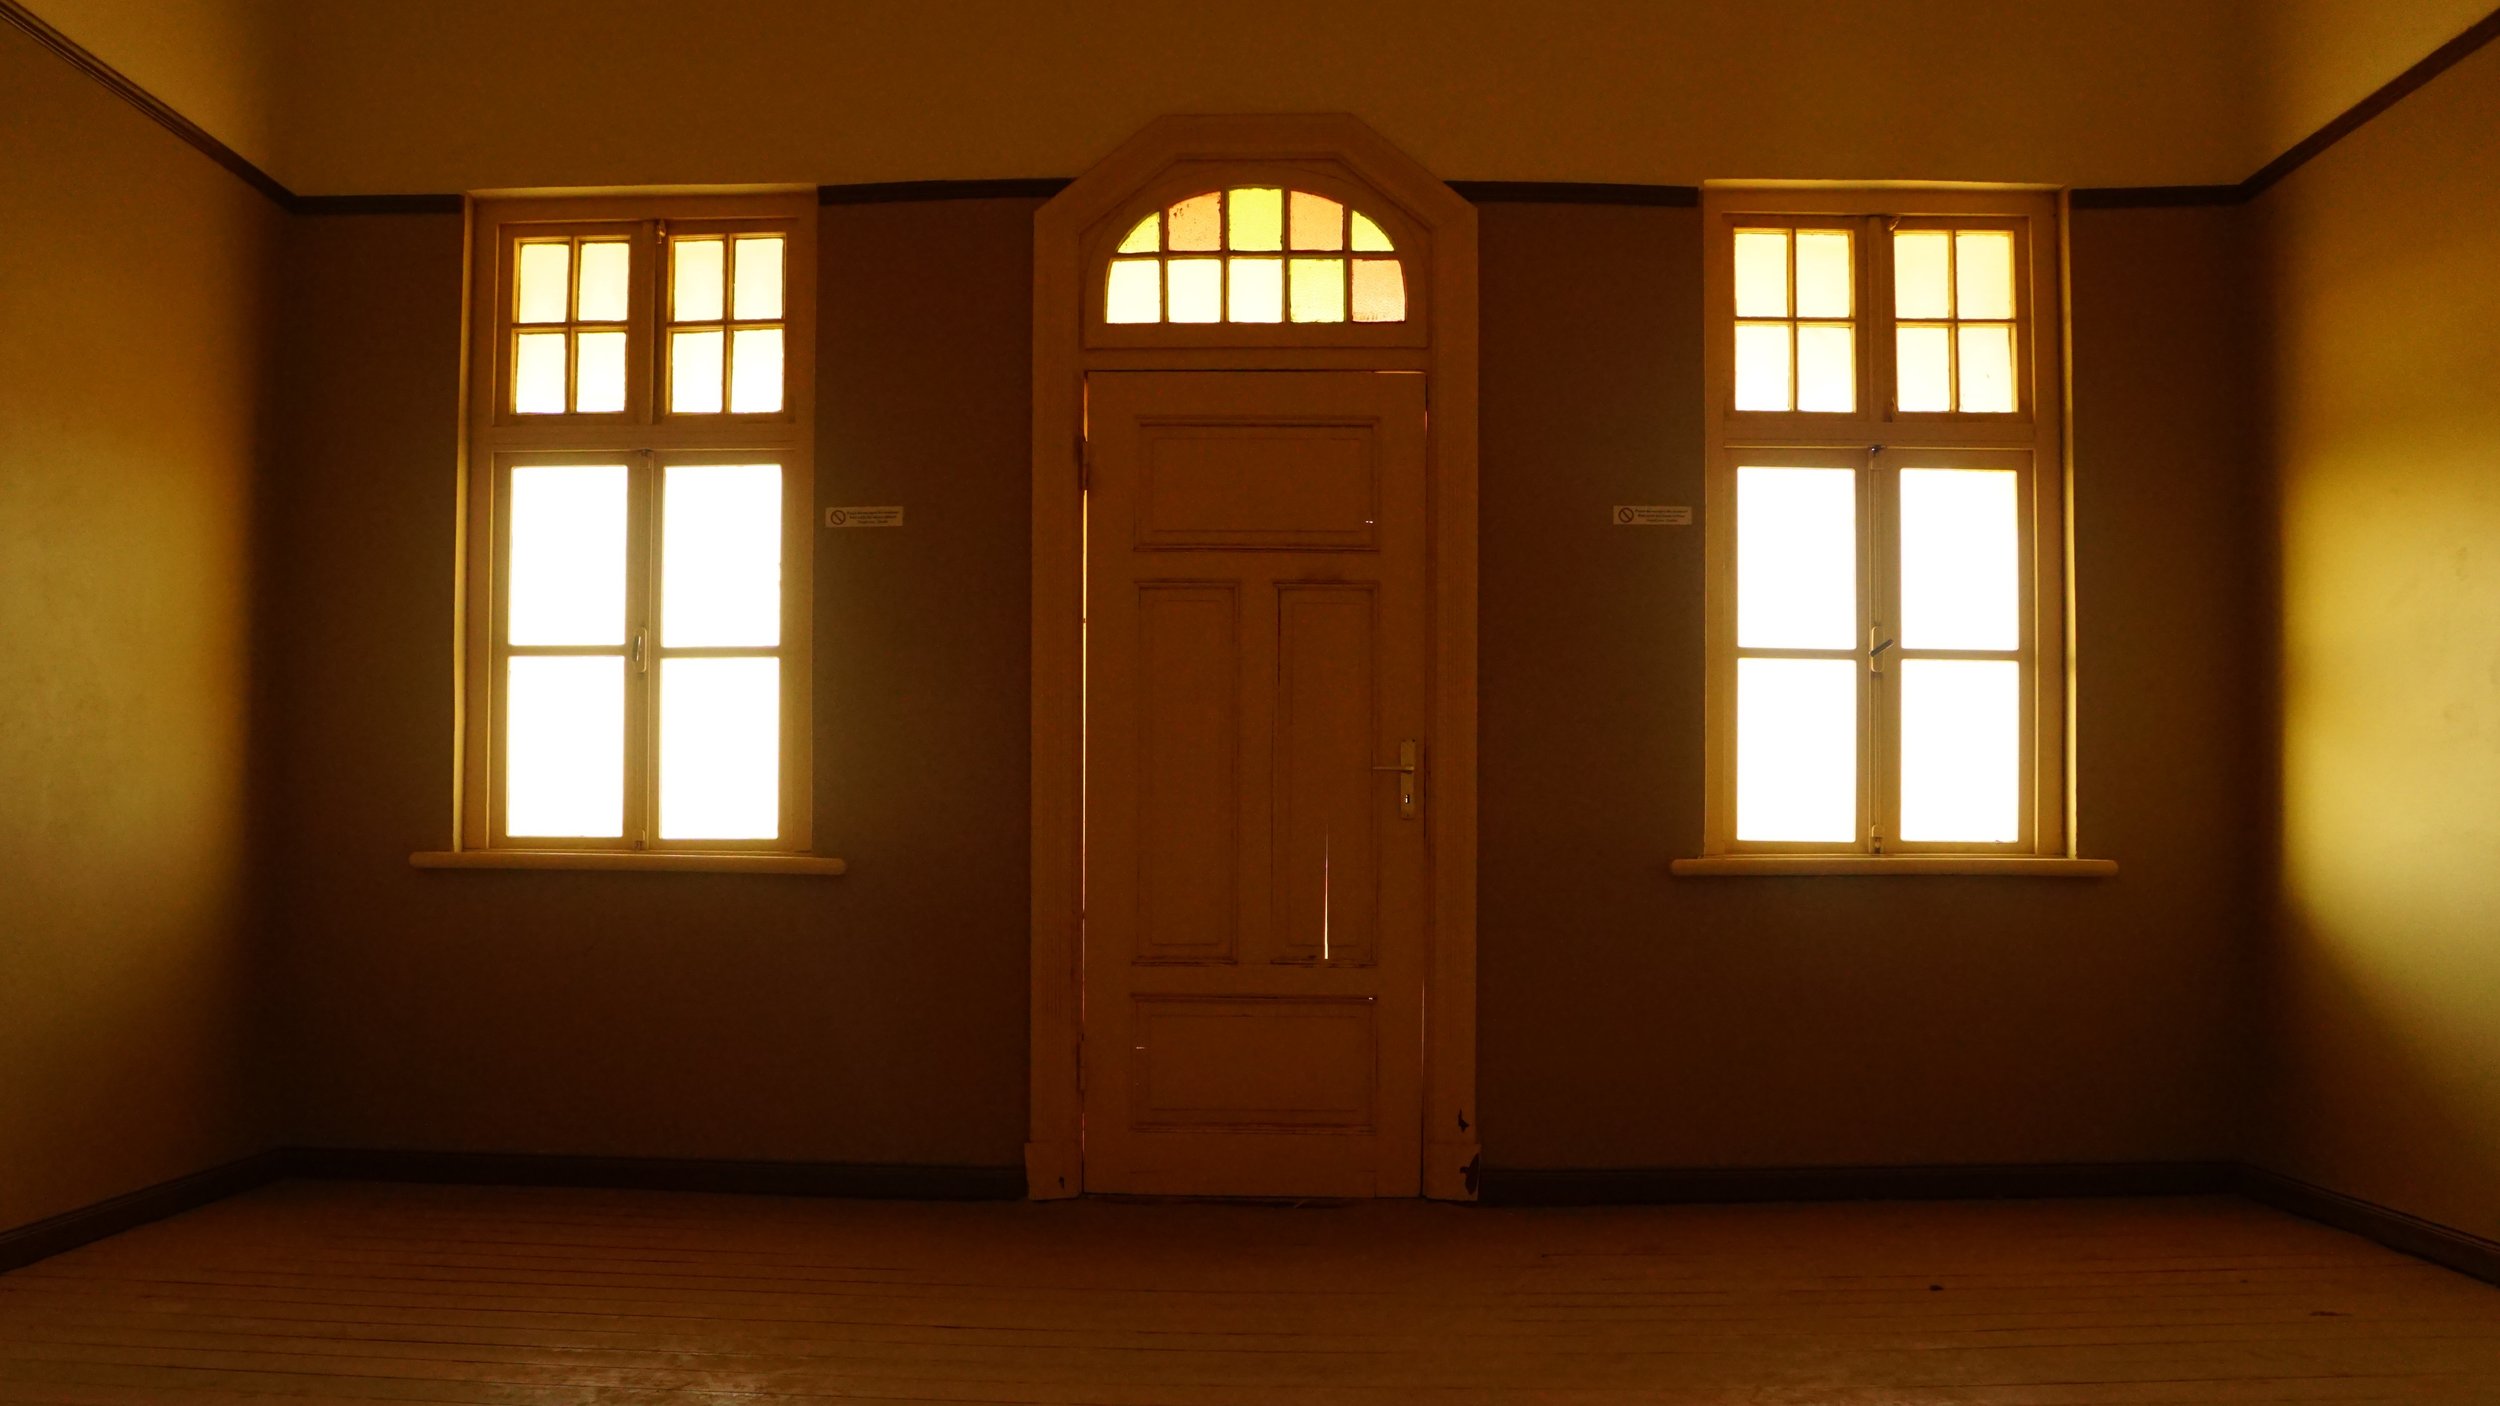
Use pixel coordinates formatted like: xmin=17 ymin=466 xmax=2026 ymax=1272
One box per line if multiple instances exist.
xmin=2250 ymin=0 xmax=2498 ymax=170
xmin=2256 ymin=37 xmax=2500 ymax=1243
xmin=268 ymin=0 xmax=2258 ymax=193
xmin=21 ymin=0 xmax=284 ymax=176
xmin=0 ymin=22 xmax=279 ymax=1229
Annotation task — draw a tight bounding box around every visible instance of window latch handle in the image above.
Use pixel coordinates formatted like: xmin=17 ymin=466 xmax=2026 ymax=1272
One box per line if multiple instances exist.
xmin=1869 ymin=628 xmax=1894 ymax=674
xmin=632 ymin=630 xmax=649 ymax=672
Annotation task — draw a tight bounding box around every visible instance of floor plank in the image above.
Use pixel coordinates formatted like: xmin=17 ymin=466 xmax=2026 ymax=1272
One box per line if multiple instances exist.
xmin=1 ymin=1182 xmax=2494 ymax=1402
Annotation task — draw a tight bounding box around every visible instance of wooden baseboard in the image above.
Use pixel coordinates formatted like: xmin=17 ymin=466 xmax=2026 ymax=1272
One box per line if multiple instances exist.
xmin=1478 ymin=1160 xmax=2238 ymax=1206
xmin=0 ymin=1151 xmax=288 ymax=1274
xmin=286 ymin=1148 xmax=1024 ymax=1201
xmin=2239 ymin=1165 xmax=2500 ymax=1289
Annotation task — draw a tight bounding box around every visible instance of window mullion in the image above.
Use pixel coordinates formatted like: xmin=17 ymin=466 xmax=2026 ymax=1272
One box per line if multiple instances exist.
xmin=627 ymin=451 xmax=658 ymax=850
xmin=1867 ymin=447 xmax=1901 ymax=854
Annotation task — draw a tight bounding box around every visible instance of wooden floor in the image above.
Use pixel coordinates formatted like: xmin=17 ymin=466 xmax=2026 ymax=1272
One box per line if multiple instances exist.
xmin=2 ymin=1182 xmax=2496 ymax=1402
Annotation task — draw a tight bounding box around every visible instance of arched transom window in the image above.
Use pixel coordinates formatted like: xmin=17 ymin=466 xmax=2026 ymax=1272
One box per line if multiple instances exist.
xmin=1106 ymin=187 xmax=1406 ymax=325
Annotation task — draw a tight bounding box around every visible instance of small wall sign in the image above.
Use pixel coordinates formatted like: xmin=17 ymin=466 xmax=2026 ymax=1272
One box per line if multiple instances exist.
xmin=1612 ymin=505 xmax=1692 ymax=526
xmin=825 ymin=506 xmax=905 ymax=528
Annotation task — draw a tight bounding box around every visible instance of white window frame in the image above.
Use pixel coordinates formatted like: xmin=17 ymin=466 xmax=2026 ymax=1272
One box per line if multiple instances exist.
xmin=1693 ymin=187 xmax=2078 ymax=867
xmin=456 ymin=193 xmax=818 ymax=858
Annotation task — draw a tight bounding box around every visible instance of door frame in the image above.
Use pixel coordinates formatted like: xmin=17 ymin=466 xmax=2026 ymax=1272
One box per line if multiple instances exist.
xmin=1027 ymin=114 xmax=1480 ymax=1199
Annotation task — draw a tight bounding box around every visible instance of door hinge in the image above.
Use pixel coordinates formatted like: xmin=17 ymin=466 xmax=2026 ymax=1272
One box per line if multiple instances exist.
xmin=1078 ymin=434 xmax=1091 ymax=491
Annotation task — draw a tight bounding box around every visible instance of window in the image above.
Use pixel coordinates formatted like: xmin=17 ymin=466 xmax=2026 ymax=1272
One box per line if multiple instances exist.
xmin=462 ymin=195 xmax=815 ymax=855
xmin=1103 ymin=186 xmax=1405 ymax=325
xmin=1700 ymin=189 xmax=2067 ymax=860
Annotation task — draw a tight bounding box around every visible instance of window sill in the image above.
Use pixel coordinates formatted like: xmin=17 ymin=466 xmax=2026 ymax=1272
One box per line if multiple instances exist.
xmin=1671 ymin=854 xmax=2116 ymax=878
xmin=410 ymin=850 xmax=847 ymax=877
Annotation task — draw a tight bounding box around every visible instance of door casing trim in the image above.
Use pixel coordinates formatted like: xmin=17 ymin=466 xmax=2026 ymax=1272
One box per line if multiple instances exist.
xmin=1027 ymin=114 xmax=1479 ymax=1199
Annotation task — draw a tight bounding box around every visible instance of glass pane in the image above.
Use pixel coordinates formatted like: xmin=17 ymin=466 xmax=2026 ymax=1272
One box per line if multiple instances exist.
xmin=729 ymin=328 xmax=784 ymax=413
xmin=672 ymin=237 xmax=725 ymax=322
xmin=1900 ymin=468 xmax=2020 ymax=650
xmin=1168 ymin=193 xmax=1221 ymax=251
xmin=1796 ymin=323 xmax=1854 ymax=413
xmin=1733 ymin=229 xmax=1789 ymax=318
xmin=508 ymin=463 xmax=627 ymax=646
xmin=1736 ymin=658 xmax=1857 ymax=843
xmin=575 ymin=242 xmax=630 ymax=323
xmin=1736 ymin=465 xmax=1857 ymax=649
xmin=1289 ymin=191 xmax=1344 ymax=250
xmin=1794 ymin=230 xmax=1851 ymax=318
xmin=732 ymin=236 xmax=785 ymax=320
xmin=512 ymin=332 xmax=568 ymax=414
xmin=1168 ymin=258 xmax=1222 ymax=323
xmin=663 ymin=462 xmax=782 ymax=648
xmin=1228 ymin=187 xmax=1283 ymax=251
xmin=506 ymin=655 xmax=624 ymax=838
xmin=1896 ymin=325 xmax=1952 ymax=412
xmin=1289 ymin=258 xmax=1346 ymax=322
xmin=1349 ymin=211 xmax=1393 ymax=252
xmin=1900 ymin=659 xmax=2020 ymax=843
xmin=1351 ymin=258 xmax=1405 ymax=322
xmin=515 ymin=242 xmax=570 ymax=323
xmin=1116 ymin=214 xmax=1160 ymax=254
xmin=1894 ymin=230 xmax=1952 ymax=319
xmin=671 ymin=329 xmax=725 ymax=413
xmin=1958 ymin=323 xmax=2016 ymax=413
xmin=573 ymin=330 xmax=626 ymax=413
xmin=659 ymin=657 xmax=780 ymax=841
xmin=1106 ymin=259 xmax=1160 ymax=322
xmin=1228 ymin=257 xmax=1283 ymax=323
xmin=1733 ymin=323 xmax=1792 ymax=412
xmin=1955 ymin=230 xmax=2015 ymax=321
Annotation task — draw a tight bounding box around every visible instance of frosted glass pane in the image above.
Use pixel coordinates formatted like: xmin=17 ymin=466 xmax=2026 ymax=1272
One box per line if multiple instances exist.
xmin=1737 ymin=465 xmax=1857 ymax=649
xmin=516 ymin=242 xmax=570 ymax=323
xmin=506 ymin=656 xmax=623 ymax=838
xmin=1900 ymin=659 xmax=2020 ymax=843
xmin=575 ymin=242 xmax=630 ymax=323
xmin=1351 ymin=259 xmax=1405 ymax=322
xmin=1956 ymin=231 xmax=2015 ymax=320
xmin=663 ymin=462 xmax=781 ymax=647
xmin=729 ymin=328 xmax=783 ymax=413
xmin=1116 ymin=214 xmax=1160 ymax=254
xmin=1896 ymin=325 xmax=1952 ymax=412
xmin=1168 ymin=259 xmax=1222 ymax=322
xmin=732 ymin=236 xmax=785 ymax=320
xmin=1958 ymin=323 xmax=2016 ymax=412
xmin=1290 ymin=191 xmax=1344 ymax=250
xmin=1350 ymin=211 xmax=1393 ymax=251
xmin=1733 ymin=323 xmax=1791 ymax=412
xmin=1168 ymin=193 xmax=1221 ymax=250
xmin=1900 ymin=468 xmax=2020 ymax=650
xmin=513 ymin=332 xmax=567 ymax=414
xmin=1894 ymin=231 xmax=1951 ymax=319
xmin=671 ymin=329 xmax=724 ymax=413
xmin=1796 ymin=323 xmax=1855 ymax=413
xmin=1289 ymin=258 xmax=1346 ymax=322
xmin=508 ymin=463 xmax=627 ymax=646
xmin=659 ymin=657 xmax=779 ymax=841
xmin=1795 ymin=230 xmax=1851 ymax=318
xmin=1733 ymin=229 xmax=1789 ymax=317
xmin=1736 ymin=658 xmax=1857 ymax=843
xmin=1228 ymin=257 xmax=1283 ymax=322
xmin=672 ymin=238 xmax=725 ymax=322
xmin=1106 ymin=259 xmax=1160 ymax=322
xmin=573 ymin=330 xmax=626 ymax=413
xmin=1228 ymin=187 xmax=1283 ymax=251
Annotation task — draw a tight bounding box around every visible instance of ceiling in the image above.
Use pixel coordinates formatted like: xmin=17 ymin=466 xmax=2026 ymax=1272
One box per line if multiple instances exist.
xmin=26 ymin=0 xmax=2497 ymax=195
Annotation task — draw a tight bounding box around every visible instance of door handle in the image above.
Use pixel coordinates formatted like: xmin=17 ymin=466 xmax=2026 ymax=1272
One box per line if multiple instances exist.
xmin=1371 ymin=739 xmax=1420 ymax=820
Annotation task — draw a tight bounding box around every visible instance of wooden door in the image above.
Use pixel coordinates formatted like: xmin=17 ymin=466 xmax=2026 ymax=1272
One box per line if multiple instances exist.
xmin=1083 ymin=370 xmax=1430 ymax=1197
